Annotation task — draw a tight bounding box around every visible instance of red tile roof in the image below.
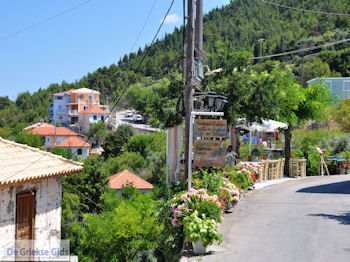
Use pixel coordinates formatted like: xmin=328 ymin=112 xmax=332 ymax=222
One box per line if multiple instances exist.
xmin=56 ymin=136 xmax=91 ymax=148
xmin=80 ymin=107 xmax=109 ymax=115
xmin=109 ymin=170 xmax=153 ymax=190
xmin=29 ymin=127 xmax=85 ymax=138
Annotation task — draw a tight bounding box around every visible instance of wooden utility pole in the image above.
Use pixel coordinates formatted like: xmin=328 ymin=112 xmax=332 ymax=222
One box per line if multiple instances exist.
xmin=195 ymin=0 xmax=203 ymax=52
xmin=184 ymin=0 xmax=195 ymax=179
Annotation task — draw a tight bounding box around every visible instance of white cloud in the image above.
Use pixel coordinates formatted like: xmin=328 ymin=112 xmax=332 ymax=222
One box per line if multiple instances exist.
xmin=161 ymin=13 xmax=181 ymax=24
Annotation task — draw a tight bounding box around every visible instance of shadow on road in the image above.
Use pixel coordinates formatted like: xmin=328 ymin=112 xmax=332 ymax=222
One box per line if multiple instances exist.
xmin=296 ymin=180 xmax=350 ymax=194
xmin=309 ymin=212 xmax=350 ymax=225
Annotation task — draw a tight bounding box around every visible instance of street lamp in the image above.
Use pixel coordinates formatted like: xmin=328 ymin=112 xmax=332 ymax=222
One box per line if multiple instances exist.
xmin=214 ymin=94 xmax=228 ymax=112
xmin=206 ymin=91 xmax=217 ymax=109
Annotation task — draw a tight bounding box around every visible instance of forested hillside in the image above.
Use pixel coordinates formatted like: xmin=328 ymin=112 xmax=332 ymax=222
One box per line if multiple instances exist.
xmin=1 ymin=0 xmax=350 ymax=136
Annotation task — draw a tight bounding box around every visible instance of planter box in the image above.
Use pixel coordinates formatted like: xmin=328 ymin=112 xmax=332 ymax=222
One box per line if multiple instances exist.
xmin=192 ymin=238 xmax=207 ymax=255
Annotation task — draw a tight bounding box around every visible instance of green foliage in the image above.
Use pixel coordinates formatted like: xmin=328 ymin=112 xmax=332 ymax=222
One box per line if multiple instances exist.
xmin=154 ymin=199 xmax=184 ymax=262
xmin=63 ymin=155 xmax=108 ymax=214
xmin=102 ymin=152 xmax=145 ymax=175
xmin=191 ymin=168 xmax=223 ymax=193
xmin=328 ymin=98 xmax=350 ymax=132
xmin=183 ymin=211 xmax=223 ymax=248
xmin=51 ymin=147 xmax=73 ymax=159
xmin=88 ymin=121 xmax=107 ymax=138
xmin=102 ymin=124 xmax=134 ymax=159
xmin=15 ymin=131 xmax=44 ymax=148
xmin=76 ymin=190 xmax=161 ymax=262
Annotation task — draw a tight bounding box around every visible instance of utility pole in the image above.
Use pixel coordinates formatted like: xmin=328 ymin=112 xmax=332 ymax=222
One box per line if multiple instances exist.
xmin=195 ymin=0 xmax=203 ymax=52
xmin=184 ymin=0 xmax=195 ymax=180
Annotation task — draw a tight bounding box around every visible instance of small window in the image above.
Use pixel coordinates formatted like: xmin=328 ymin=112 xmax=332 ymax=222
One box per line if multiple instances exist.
xmin=93 ymin=115 xmax=97 ymax=120
xmin=84 ymin=105 xmax=89 ymax=110
xmin=78 ymin=95 xmax=83 ymax=99
xmin=77 ymin=148 xmax=82 ymax=155
xmin=57 ymin=96 xmax=63 ymax=100
xmin=59 ymin=116 xmax=63 ymax=120
xmin=101 ymin=116 xmax=104 ymax=121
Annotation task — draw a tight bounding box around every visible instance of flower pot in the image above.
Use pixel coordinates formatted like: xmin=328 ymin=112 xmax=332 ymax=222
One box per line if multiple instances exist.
xmin=192 ymin=238 xmax=207 ymax=255
xmin=339 ymin=168 xmax=345 ymax=175
xmin=346 ymin=169 xmax=350 ymax=175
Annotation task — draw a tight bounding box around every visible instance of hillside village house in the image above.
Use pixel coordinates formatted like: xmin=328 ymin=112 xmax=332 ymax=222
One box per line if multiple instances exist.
xmin=24 ymin=119 xmax=54 ymax=132
xmin=28 ymin=126 xmax=85 ymax=149
xmin=109 ymin=170 xmax=154 ymax=196
xmin=0 ymin=137 xmax=83 ymax=261
xmin=78 ymin=107 xmax=109 ymax=134
xmin=48 ymin=88 xmax=109 ymax=133
xmin=56 ymin=136 xmax=91 ymax=159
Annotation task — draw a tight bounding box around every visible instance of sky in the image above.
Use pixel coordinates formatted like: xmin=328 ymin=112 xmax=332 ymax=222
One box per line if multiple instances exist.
xmin=0 ymin=0 xmax=230 ymax=100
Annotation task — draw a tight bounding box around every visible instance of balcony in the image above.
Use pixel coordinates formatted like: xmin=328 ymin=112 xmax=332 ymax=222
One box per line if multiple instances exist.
xmin=68 ymin=110 xmax=79 ymax=116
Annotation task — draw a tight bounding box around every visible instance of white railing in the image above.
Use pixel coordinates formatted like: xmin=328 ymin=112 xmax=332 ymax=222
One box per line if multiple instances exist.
xmin=68 ymin=110 xmax=79 ymax=115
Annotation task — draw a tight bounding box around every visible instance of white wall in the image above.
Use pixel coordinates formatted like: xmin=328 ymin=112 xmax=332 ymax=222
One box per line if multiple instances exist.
xmin=79 ymin=113 xmax=108 ymax=134
xmin=0 ymin=177 xmax=62 ymax=260
xmin=53 ymin=95 xmax=69 ymax=124
xmin=62 ymin=147 xmax=89 ymax=159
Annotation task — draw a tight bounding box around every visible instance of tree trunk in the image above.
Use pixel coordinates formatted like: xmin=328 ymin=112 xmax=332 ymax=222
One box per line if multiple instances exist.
xmin=284 ymin=125 xmax=292 ymax=177
xmin=235 ymin=127 xmax=241 ymax=157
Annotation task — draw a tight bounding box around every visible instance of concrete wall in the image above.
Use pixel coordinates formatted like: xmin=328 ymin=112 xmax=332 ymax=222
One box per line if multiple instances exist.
xmin=0 ymin=177 xmax=62 ymax=258
xmin=53 ymin=95 xmax=69 ymax=124
xmin=61 ymin=146 xmax=89 ymax=159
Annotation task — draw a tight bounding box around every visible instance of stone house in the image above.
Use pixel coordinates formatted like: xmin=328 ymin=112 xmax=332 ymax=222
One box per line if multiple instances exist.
xmin=0 ymin=137 xmax=83 ymax=261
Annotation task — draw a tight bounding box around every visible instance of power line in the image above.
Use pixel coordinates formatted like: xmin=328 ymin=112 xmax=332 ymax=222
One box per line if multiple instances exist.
xmin=258 ymin=0 xmax=350 ymax=17
xmin=0 ymin=0 xmax=92 ymax=42
xmin=249 ymin=37 xmax=350 ymax=60
xmin=130 ymin=0 xmax=158 ymax=52
xmin=86 ymin=0 xmax=176 ymax=144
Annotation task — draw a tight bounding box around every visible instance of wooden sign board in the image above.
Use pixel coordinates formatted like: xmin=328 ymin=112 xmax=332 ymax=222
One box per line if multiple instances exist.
xmin=194 ymin=119 xmax=227 ymax=138
xmin=193 ymin=140 xmax=226 ymax=167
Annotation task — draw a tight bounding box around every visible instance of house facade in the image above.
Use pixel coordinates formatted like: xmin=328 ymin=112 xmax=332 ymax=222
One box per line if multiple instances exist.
xmin=307 ymin=77 xmax=350 ymax=101
xmin=56 ymin=136 xmax=91 ymax=159
xmin=78 ymin=107 xmax=109 ymax=134
xmin=0 ymin=138 xmax=83 ymax=261
xmin=49 ymin=88 xmax=102 ymax=126
xmin=28 ymin=126 xmax=86 ymax=150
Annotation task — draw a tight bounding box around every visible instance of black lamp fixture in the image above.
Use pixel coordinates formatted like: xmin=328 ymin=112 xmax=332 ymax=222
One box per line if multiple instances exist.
xmin=206 ymin=91 xmax=217 ymax=109
xmin=214 ymin=94 xmax=228 ymax=112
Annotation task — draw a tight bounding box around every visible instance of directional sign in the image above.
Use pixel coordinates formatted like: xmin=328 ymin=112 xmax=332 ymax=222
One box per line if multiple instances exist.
xmin=194 ymin=119 xmax=227 ymax=138
xmin=193 ymin=140 xmax=226 ymax=167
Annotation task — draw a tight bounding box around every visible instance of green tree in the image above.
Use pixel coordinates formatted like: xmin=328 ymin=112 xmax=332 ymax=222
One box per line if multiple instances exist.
xmin=328 ymin=98 xmax=350 ymax=132
xmin=51 ymin=147 xmax=73 ymax=159
xmin=15 ymin=131 xmax=44 ymax=148
xmin=102 ymin=124 xmax=134 ymax=159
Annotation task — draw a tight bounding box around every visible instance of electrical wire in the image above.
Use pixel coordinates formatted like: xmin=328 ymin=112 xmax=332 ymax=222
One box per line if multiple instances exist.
xmin=249 ymin=37 xmax=350 ymax=60
xmin=86 ymin=0 xmax=176 ymax=145
xmin=257 ymin=0 xmax=350 ymax=17
xmin=129 ymin=0 xmax=158 ymax=52
xmin=0 ymin=0 xmax=93 ymax=42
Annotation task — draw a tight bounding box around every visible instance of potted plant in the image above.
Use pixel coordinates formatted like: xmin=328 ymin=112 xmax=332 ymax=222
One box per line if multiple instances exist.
xmin=183 ymin=211 xmax=223 ymax=255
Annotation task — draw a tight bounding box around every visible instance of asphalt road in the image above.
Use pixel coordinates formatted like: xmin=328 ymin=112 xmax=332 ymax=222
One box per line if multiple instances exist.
xmin=183 ymin=175 xmax=350 ymax=262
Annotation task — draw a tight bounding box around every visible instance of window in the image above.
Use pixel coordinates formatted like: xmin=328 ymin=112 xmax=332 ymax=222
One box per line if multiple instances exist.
xmin=78 ymin=95 xmax=83 ymax=99
xmin=59 ymin=116 xmax=63 ymax=120
xmin=57 ymin=96 xmax=63 ymax=100
xmin=89 ymin=95 xmax=92 ymax=100
xmin=344 ymin=81 xmax=350 ymax=91
xmin=93 ymin=115 xmax=97 ymax=120
xmin=101 ymin=115 xmax=104 ymax=121
xmin=77 ymin=148 xmax=82 ymax=155
xmin=84 ymin=105 xmax=89 ymax=110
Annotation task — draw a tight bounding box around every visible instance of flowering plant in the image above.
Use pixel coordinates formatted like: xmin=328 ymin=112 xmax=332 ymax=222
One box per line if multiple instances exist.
xmin=218 ymin=178 xmax=240 ymax=204
xmin=171 ymin=188 xmax=222 ymax=227
xmin=183 ymin=210 xmax=223 ymax=247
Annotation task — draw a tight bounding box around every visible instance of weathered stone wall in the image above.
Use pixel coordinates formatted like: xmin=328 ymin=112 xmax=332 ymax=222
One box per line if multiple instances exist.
xmin=0 ymin=177 xmax=62 ymax=251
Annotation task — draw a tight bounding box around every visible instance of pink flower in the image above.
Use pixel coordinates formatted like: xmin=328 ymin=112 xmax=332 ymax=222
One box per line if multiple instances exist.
xmin=172 ymin=219 xmax=179 ymax=227
xmin=223 ymin=178 xmax=229 ymax=182
xmin=189 ymin=188 xmax=197 ymax=193
xmin=198 ymin=189 xmax=207 ymax=194
xmin=213 ymin=195 xmax=219 ymax=201
xmin=242 ymin=168 xmax=248 ymax=173
xmin=171 ymin=204 xmax=176 ymax=214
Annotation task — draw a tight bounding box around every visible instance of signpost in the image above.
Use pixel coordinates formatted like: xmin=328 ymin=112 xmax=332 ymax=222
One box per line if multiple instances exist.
xmin=194 ymin=119 xmax=227 ymax=138
xmin=188 ymin=112 xmax=226 ymax=190
xmin=193 ymin=140 xmax=226 ymax=167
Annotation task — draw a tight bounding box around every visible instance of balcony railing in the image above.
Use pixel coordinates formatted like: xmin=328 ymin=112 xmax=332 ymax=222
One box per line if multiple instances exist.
xmin=68 ymin=110 xmax=79 ymax=116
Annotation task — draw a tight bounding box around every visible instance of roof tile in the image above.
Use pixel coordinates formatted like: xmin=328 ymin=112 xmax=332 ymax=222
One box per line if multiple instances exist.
xmin=109 ymin=170 xmax=153 ymax=190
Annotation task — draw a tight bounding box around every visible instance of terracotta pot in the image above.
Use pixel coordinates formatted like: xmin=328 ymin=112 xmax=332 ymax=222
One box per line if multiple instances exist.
xmin=192 ymin=238 xmax=207 ymax=255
